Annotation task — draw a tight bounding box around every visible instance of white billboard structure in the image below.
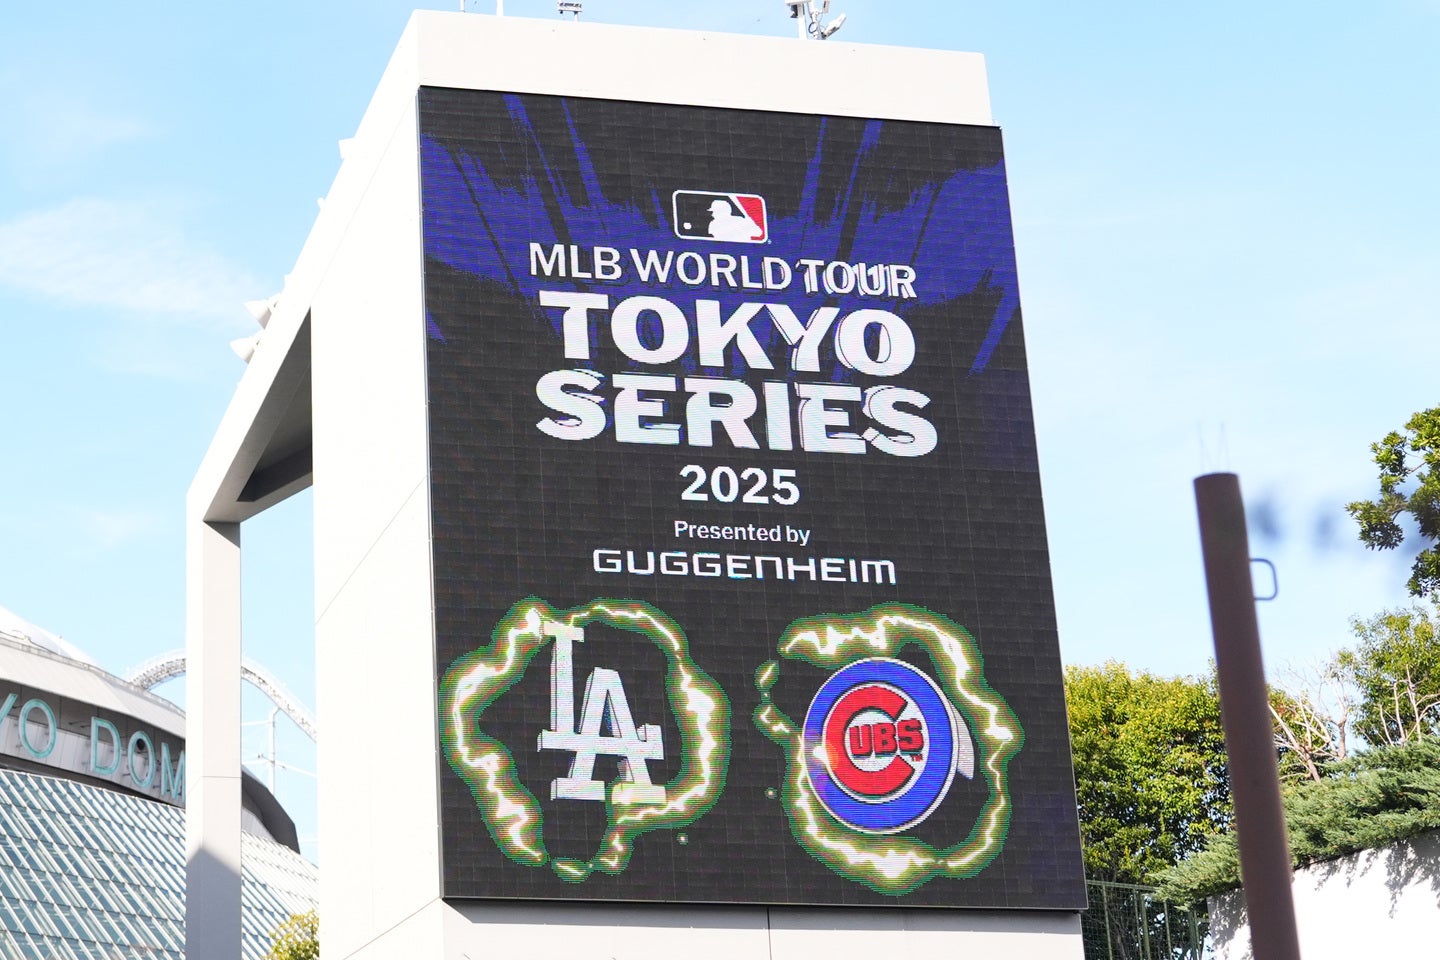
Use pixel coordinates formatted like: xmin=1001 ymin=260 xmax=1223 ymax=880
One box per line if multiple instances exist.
xmin=187 ymin=11 xmax=1085 ymax=959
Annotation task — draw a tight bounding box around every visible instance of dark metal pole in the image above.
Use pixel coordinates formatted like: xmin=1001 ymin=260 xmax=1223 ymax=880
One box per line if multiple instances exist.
xmin=1194 ymin=473 xmax=1301 ymax=960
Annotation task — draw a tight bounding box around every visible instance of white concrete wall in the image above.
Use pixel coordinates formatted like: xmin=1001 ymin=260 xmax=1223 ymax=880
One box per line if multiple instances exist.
xmin=411 ymin=13 xmax=992 ymax=126
xmin=310 ymin=19 xmax=436 ymax=958
xmin=446 ymin=902 xmax=1083 ymax=960
xmin=1210 ymin=829 xmax=1440 ymax=960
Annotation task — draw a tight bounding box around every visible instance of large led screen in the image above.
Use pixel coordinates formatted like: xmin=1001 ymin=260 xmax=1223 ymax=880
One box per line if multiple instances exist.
xmin=423 ymin=86 xmax=1085 ymax=909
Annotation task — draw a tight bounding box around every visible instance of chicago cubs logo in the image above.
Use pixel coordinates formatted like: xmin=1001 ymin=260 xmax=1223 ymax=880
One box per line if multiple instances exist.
xmin=802 ymin=657 xmax=973 ymax=834
xmin=755 ymin=606 xmax=1016 ymax=894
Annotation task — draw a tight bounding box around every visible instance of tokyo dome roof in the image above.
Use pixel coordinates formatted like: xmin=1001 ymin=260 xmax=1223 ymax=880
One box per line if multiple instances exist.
xmin=0 ymin=603 xmax=99 ymax=667
xmin=0 ymin=602 xmax=183 ymax=737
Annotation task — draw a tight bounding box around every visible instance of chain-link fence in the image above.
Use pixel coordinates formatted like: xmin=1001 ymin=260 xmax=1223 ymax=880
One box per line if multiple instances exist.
xmin=1081 ymin=881 xmax=1209 ymax=960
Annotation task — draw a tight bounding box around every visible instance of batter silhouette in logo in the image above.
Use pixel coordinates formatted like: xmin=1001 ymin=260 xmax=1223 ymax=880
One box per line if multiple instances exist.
xmin=672 ymin=190 xmax=768 ymax=243
xmin=753 ymin=603 xmax=1023 ymax=895
xmin=439 ymin=598 xmax=730 ymax=883
xmin=705 ymin=198 xmax=756 ymax=241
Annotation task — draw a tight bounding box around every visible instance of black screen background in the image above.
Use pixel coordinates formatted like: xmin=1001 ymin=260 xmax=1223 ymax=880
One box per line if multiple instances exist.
xmin=422 ymin=87 xmax=1086 ymax=910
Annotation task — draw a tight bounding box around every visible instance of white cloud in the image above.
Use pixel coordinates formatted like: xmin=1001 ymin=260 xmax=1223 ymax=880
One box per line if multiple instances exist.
xmin=88 ymin=510 xmax=159 ymax=551
xmin=0 ymin=63 xmax=153 ymax=167
xmin=0 ymin=196 xmax=258 ymax=324
xmin=56 ymin=506 xmax=162 ymax=554
xmin=17 ymin=95 xmax=150 ymax=161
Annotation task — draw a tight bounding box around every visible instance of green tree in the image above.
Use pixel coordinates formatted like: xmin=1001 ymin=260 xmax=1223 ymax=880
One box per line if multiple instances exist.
xmin=1338 ymin=604 xmax=1440 ymax=747
xmin=1155 ymin=738 xmax=1440 ymax=903
xmin=1347 ymin=406 xmax=1440 ymax=600
xmin=1268 ymin=661 xmax=1353 ymax=784
xmin=264 ymin=910 xmax=318 ymax=960
xmin=1065 ymin=662 xmax=1231 ymax=885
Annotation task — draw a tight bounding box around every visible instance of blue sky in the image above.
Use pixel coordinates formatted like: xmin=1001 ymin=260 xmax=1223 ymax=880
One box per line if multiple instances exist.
xmin=1 ymin=1 xmax=1436 ymax=859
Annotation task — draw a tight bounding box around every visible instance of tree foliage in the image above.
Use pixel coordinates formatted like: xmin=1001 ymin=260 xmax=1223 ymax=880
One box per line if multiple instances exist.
xmin=1338 ymin=604 xmax=1440 ymax=747
xmin=1347 ymin=406 xmax=1440 ymax=600
xmin=265 ymin=910 xmax=318 ymax=960
xmin=1064 ymin=662 xmax=1230 ymax=885
xmin=1154 ymin=603 xmax=1440 ymax=903
xmin=1268 ymin=662 xmax=1352 ymax=783
xmin=1155 ymin=738 xmax=1440 ymax=903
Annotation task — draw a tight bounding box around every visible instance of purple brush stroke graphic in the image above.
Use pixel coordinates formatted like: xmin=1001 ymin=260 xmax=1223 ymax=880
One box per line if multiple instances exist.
xmin=420 ymin=100 xmax=1020 ymax=378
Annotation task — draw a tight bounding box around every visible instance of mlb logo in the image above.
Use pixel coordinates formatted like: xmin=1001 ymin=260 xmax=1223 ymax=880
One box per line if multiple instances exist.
xmin=672 ymin=190 xmax=768 ymax=243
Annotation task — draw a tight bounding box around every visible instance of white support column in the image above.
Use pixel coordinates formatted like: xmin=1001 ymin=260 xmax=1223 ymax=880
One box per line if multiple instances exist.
xmin=185 ymin=517 xmax=243 ymax=958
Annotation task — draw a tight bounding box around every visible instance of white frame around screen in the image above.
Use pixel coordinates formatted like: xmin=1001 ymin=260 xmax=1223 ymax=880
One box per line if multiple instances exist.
xmin=185 ymin=11 xmax=1082 ymax=960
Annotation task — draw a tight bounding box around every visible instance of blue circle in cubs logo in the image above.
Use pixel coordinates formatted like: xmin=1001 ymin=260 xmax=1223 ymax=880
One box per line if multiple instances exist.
xmin=802 ymin=658 xmax=959 ymax=834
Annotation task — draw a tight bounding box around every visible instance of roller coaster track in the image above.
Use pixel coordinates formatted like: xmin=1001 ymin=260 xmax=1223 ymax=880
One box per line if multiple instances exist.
xmin=125 ymin=652 xmax=318 ymax=742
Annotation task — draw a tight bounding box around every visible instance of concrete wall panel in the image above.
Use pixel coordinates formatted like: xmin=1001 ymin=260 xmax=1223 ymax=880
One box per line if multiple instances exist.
xmin=1211 ymin=829 xmax=1440 ymax=960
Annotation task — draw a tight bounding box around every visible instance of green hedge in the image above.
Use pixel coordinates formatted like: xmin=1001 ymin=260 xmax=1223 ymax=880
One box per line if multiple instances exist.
xmin=1156 ymin=738 xmax=1440 ymax=902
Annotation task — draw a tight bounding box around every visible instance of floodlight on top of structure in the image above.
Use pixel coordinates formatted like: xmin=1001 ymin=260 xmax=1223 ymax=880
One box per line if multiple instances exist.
xmin=558 ymin=1 xmax=582 ymax=19
xmin=784 ymin=1 xmax=847 ymax=41
xmin=229 ymin=331 xmax=262 ymax=364
xmin=244 ymin=294 xmax=278 ymax=329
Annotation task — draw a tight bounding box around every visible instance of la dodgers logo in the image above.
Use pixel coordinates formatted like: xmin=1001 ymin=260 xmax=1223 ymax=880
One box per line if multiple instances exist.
xmin=802 ymin=658 xmax=973 ymax=834
xmin=537 ymin=619 xmax=665 ymax=804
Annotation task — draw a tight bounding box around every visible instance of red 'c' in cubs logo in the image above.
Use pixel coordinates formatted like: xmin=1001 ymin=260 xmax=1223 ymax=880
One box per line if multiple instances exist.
xmin=822 ymin=684 xmax=926 ymax=801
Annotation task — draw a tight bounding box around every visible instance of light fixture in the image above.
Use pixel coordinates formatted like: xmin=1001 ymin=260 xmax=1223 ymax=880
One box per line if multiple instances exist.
xmin=230 ymin=331 xmax=263 ymax=364
xmin=243 ymin=297 xmax=274 ymax=329
xmin=784 ymin=1 xmax=847 ymax=41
